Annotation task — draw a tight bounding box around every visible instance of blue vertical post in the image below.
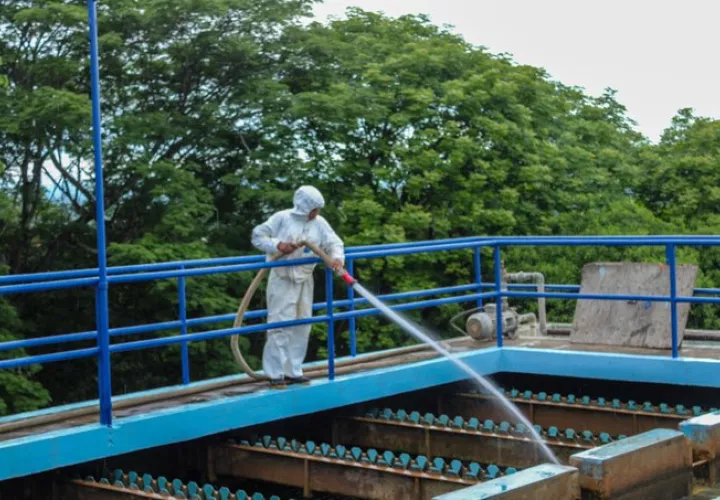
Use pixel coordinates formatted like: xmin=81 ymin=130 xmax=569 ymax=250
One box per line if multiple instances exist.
xmin=347 ymin=259 xmax=357 ymax=357
xmin=473 ymin=247 xmax=483 ymax=310
xmin=325 ymin=268 xmax=336 ymax=380
xmin=87 ymin=0 xmax=112 ymax=426
xmin=666 ymin=244 xmax=679 ymax=358
xmin=178 ymin=268 xmax=190 ymax=384
xmin=494 ymin=245 xmax=504 ymax=347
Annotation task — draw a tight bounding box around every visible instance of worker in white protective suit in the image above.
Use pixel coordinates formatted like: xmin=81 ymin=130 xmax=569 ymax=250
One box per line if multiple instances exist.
xmin=251 ymin=186 xmax=345 ymax=388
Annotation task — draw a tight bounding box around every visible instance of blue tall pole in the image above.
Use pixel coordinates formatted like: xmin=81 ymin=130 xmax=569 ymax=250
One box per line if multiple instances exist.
xmin=87 ymin=0 xmax=112 ymax=426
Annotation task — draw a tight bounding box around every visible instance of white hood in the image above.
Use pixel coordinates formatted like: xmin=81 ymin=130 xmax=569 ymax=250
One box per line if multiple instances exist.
xmin=291 ymin=185 xmax=325 ymax=217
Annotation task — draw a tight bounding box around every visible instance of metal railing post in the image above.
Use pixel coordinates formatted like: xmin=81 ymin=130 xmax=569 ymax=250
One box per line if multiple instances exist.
xmin=473 ymin=247 xmax=483 ymax=310
xmin=178 ymin=267 xmax=190 ymax=384
xmin=494 ymin=245 xmax=504 ymax=347
xmin=87 ymin=0 xmax=112 ymax=426
xmin=347 ymin=259 xmax=357 ymax=357
xmin=325 ymin=268 xmax=336 ymax=380
xmin=666 ymin=244 xmax=679 ymax=358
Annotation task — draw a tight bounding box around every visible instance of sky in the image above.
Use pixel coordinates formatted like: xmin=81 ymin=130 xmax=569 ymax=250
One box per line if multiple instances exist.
xmin=313 ymin=0 xmax=720 ymax=143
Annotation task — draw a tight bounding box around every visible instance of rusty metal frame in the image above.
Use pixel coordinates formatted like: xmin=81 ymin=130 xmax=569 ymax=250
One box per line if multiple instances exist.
xmin=443 ymin=392 xmax=686 ymax=437
xmin=211 ymin=443 xmax=478 ymax=500
xmin=333 ymin=416 xmax=595 ymax=467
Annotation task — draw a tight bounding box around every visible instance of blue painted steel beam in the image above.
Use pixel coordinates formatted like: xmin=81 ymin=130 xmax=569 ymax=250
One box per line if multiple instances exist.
xmin=499 ymin=347 xmax=720 ymax=388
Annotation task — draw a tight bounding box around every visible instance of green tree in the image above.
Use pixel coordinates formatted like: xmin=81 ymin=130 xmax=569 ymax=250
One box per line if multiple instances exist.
xmin=636 ymin=109 xmax=720 ymax=329
xmin=0 ymin=55 xmax=52 ymax=414
xmin=271 ymin=9 xmax=658 ymax=352
xmin=638 ymin=109 xmax=720 ymax=230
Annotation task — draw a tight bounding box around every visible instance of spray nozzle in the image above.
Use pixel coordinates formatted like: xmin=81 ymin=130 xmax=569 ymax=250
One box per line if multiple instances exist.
xmin=339 ymin=270 xmax=356 ymax=285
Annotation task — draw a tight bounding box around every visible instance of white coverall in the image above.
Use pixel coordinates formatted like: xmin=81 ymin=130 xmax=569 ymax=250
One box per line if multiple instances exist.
xmin=251 ymin=186 xmax=345 ymax=380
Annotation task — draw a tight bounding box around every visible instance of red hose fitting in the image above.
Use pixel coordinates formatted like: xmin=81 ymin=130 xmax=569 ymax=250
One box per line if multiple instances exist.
xmin=341 ymin=271 xmax=356 ymax=285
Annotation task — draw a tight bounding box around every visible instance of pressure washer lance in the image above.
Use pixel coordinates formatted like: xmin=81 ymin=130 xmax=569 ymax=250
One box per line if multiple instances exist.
xmin=229 ymin=240 xmax=469 ymax=383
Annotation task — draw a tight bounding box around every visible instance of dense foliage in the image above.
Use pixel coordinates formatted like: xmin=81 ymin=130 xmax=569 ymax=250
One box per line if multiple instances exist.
xmin=0 ymin=1 xmax=717 ymax=414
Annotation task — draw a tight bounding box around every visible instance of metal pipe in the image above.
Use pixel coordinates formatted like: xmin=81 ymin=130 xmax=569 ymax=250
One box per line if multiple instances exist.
xmin=506 ymin=271 xmax=547 ymax=335
xmin=494 ymin=246 xmax=503 ymax=347
xmin=326 ymin=268 xmax=335 ymax=380
xmin=0 ymin=237 xmax=492 ymax=286
xmin=7 ymin=236 xmax=720 ymax=294
xmin=178 ymin=271 xmax=190 ymax=385
xmin=6 ymin=235 xmax=720 ymax=287
xmin=495 ymin=237 xmax=720 ymax=247
xmin=0 ymin=347 xmax=99 ymax=370
xmin=541 ymin=324 xmax=720 ymax=342
xmin=503 ymin=291 xmax=684 ymax=303
xmin=0 ymin=277 xmax=98 ymax=296
xmin=87 ymin=0 xmax=112 ymax=426
xmin=473 ymin=247 xmax=483 ymax=310
xmin=347 ymin=259 xmax=357 ymax=357
xmin=666 ymin=244 xmax=679 ymax=358
xmin=333 ymin=292 xmax=495 ymax=321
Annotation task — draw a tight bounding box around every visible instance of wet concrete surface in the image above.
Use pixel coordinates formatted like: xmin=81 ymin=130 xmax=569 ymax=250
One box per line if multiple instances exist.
xmin=0 ymin=346 xmax=463 ymax=443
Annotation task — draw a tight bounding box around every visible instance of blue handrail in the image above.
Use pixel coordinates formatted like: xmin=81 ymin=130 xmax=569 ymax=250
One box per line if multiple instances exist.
xmin=3 ymin=235 xmax=720 ymax=426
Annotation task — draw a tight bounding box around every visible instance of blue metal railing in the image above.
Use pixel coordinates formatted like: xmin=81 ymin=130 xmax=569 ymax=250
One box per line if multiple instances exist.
xmin=3 ymin=235 xmax=720 ymax=427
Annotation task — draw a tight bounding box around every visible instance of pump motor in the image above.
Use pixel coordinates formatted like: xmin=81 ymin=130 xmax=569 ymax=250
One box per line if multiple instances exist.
xmin=463 ymin=304 xmax=520 ymax=341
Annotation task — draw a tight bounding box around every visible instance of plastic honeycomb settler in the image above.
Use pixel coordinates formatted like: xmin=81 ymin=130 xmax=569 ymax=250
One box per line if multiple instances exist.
xmin=362 ymin=408 xmax=623 ymax=446
xmin=76 ymin=469 xmax=280 ymax=500
xmin=465 ymin=387 xmax=705 ymax=416
xmin=232 ymin=436 xmax=518 ymax=481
